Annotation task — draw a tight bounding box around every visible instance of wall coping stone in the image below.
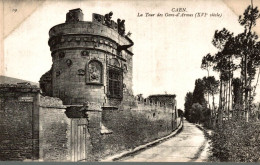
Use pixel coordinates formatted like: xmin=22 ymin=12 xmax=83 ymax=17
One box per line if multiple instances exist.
xmin=39 ymin=95 xmax=66 ymax=108
xmin=0 ymin=83 xmax=40 ymax=93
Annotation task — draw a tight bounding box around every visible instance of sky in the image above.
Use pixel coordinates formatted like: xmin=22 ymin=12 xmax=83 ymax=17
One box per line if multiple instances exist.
xmin=2 ymin=0 xmax=260 ymax=109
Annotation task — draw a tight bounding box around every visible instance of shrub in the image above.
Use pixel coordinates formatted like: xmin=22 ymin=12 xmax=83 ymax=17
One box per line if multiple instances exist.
xmin=209 ymin=119 xmax=260 ymax=162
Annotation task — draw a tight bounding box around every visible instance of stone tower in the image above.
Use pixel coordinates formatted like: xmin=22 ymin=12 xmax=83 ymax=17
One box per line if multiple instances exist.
xmin=40 ymin=8 xmax=134 ymax=109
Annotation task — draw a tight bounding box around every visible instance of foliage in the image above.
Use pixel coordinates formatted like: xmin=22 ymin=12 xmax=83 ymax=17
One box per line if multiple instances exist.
xmin=209 ymin=119 xmax=260 ymax=162
xmin=184 ymin=92 xmax=193 ymax=121
xmin=232 ymin=78 xmax=243 ymax=106
xmin=236 ymin=5 xmax=260 ymax=112
xmin=189 ymin=103 xmax=211 ymax=126
xmin=177 ymin=109 xmax=184 ymax=117
xmin=184 ymin=77 xmax=214 ymax=125
xmin=203 ymin=76 xmax=219 ymax=91
xmin=203 ymin=76 xmax=219 ymax=98
xmin=212 ymin=28 xmax=233 ymax=51
xmin=201 ymin=53 xmax=214 ymax=76
xmin=239 ymin=5 xmax=260 ymax=29
xmin=211 ymin=29 xmax=235 ymax=76
xmin=200 ymin=5 xmax=260 ymax=162
xmin=193 ymin=78 xmax=207 ymax=106
xmin=200 ymin=5 xmax=260 ymax=122
xmin=190 ymin=103 xmax=204 ymax=123
xmin=234 ymin=28 xmax=260 ymax=81
xmin=202 ymin=107 xmax=211 ymax=127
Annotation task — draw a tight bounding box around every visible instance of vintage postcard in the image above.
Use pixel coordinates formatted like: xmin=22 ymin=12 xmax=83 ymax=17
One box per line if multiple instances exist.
xmin=1 ymin=0 xmax=260 ymax=162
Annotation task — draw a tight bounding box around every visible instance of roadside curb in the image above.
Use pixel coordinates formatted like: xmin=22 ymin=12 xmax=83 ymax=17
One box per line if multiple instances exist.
xmin=195 ymin=124 xmax=212 ymax=162
xmin=195 ymin=124 xmax=212 ymax=137
xmin=100 ymin=121 xmax=183 ymax=162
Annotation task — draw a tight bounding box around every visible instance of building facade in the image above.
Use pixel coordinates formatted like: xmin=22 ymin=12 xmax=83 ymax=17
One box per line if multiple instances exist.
xmin=40 ymin=8 xmax=134 ymax=109
xmin=148 ymin=94 xmax=177 ymax=107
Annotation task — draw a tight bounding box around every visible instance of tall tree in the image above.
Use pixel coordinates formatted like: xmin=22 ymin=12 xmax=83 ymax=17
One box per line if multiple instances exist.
xmin=201 ymin=54 xmax=214 ymax=108
xmin=232 ymin=78 xmax=243 ymax=117
xmin=203 ymin=76 xmax=219 ymax=112
xmin=193 ymin=78 xmax=206 ymax=106
xmin=211 ymin=28 xmax=234 ymax=124
xmin=199 ymin=3 xmax=260 ymax=123
xmin=202 ymin=76 xmax=219 ymax=126
xmin=235 ymin=4 xmax=260 ymax=120
xmin=184 ymin=92 xmax=193 ymax=121
xmin=201 ymin=53 xmax=214 ymax=77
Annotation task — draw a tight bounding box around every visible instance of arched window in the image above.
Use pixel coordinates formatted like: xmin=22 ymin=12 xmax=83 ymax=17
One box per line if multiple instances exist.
xmin=86 ymin=60 xmax=103 ymax=84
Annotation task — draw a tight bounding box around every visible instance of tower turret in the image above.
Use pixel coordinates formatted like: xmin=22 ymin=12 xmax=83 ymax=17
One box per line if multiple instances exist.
xmin=41 ymin=9 xmax=134 ymax=109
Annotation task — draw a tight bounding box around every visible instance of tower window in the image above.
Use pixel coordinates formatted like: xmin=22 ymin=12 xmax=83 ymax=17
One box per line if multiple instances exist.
xmin=108 ymin=69 xmax=122 ymax=99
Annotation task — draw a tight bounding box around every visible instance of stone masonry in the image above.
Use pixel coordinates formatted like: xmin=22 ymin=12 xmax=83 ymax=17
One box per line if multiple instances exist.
xmin=40 ymin=8 xmax=135 ymax=109
xmin=0 ymin=83 xmax=40 ymax=161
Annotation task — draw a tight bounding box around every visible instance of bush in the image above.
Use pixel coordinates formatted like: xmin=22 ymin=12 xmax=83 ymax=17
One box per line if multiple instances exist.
xmin=209 ymin=119 xmax=260 ymax=162
xmin=190 ymin=103 xmax=203 ymax=123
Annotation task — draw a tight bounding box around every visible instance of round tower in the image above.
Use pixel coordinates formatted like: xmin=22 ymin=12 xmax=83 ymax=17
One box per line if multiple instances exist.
xmin=46 ymin=8 xmax=134 ymax=108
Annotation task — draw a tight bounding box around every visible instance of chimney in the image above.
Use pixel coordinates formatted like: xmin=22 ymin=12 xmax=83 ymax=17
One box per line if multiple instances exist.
xmin=66 ymin=8 xmax=84 ymax=23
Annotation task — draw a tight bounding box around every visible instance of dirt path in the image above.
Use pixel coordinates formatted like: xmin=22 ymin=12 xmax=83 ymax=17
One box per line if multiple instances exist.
xmin=121 ymin=120 xmax=209 ymax=162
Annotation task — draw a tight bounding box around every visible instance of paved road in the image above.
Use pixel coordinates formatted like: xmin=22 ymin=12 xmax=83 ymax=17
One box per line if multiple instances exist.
xmin=121 ymin=120 xmax=209 ymax=162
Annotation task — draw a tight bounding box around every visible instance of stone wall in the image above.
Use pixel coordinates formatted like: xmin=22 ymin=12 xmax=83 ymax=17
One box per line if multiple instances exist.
xmin=98 ymin=108 xmax=178 ymax=160
xmin=38 ymin=95 xmax=179 ymax=161
xmin=0 ymin=85 xmax=72 ymax=161
xmin=90 ymin=96 xmax=179 ymax=160
xmin=0 ymin=83 xmax=180 ymax=162
xmin=65 ymin=103 xmax=179 ymax=161
xmin=39 ymin=96 xmax=71 ymax=161
xmin=0 ymin=84 xmax=40 ymax=161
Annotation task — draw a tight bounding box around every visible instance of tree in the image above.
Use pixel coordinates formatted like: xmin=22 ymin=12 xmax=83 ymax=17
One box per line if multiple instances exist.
xmin=201 ymin=53 xmax=214 ymax=77
xmin=185 ymin=79 xmax=212 ymax=126
xmin=184 ymin=92 xmax=193 ymax=121
xmin=201 ymin=54 xmax=214 ymax=109
xmin=202 ymin=29 xmax=234 ymax=123
xmin=236 ymin=4 xmax=260 ymax=120
xmin=193 ymin=78 xmax=206 ymax=106
xmin=232 ymin=78 xmax=243 ymax=117
xmin=211 ymin=28 xmax=234 ymax=124
xmin=203 ymin=76 xmax=219 ymax=111
xmin=201 ymin=76 xmax=219 ymax=127
xmin=190 ymin=103 xmax=204 ymax=124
